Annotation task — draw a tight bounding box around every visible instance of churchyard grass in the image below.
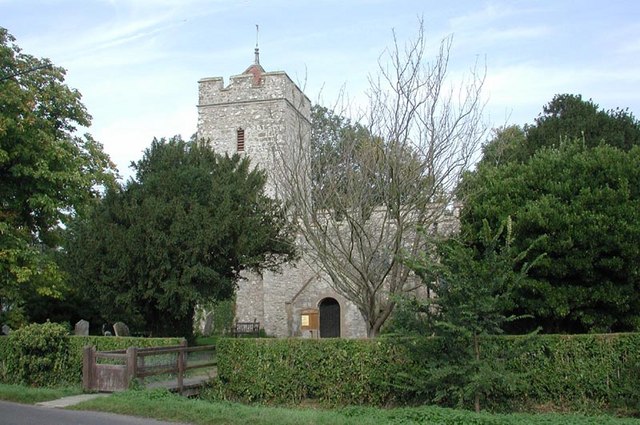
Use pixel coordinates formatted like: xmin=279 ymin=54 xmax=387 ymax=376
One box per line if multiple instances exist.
xmin=195 ymin=336 xmax=218 ymax=346
xmin=70 ymin=388 xmax=640 ymax=425
xmin=0 ymin=383 xmax=82 ymax=404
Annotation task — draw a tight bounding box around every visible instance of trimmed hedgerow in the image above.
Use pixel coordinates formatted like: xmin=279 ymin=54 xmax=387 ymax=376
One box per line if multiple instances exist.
xmin=0 ymin=322 xmax=183 ymax=386
xmin=0 ymin=336 xmax=10 ymax=383
xmin=499 ymin=333 xmax=640 ymax=411
xmin=212 ymin=333 xmax=640 ymax=413
xmin=213 ymin=337 xmax=441 ymax=406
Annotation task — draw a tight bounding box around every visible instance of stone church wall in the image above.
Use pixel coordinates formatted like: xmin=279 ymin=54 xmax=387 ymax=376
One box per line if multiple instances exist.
xmin=235 ymin=251 xmax=369 ymax=339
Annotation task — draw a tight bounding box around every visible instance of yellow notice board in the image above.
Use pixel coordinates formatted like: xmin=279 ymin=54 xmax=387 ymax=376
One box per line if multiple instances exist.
xmin=300 ymin=308 xmax=319 ymax=331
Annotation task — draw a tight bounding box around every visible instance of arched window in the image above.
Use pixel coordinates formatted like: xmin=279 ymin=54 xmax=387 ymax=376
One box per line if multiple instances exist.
xmin=236 ymin=128 xmax=245 ymax=152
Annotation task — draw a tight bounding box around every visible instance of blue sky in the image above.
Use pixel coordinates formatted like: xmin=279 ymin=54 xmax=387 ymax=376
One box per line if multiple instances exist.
xmin=3 ymin=0 xmax=640 ymax=179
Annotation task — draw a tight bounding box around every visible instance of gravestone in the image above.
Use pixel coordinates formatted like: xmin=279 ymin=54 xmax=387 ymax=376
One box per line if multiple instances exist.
xmin=113 ymin=321 xmax=130 ymax=337
xmin=202 ymin=311 xmax=214 ymax=336
xmin=74 ymin=319 xmax=89 ymax=336
xmin=1 ymin=324 xmax=11 ymax=335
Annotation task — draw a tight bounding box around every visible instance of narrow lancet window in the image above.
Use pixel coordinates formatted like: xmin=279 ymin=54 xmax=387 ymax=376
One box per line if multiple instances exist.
xmin=237 ymin=128 xmax=245 ymax=152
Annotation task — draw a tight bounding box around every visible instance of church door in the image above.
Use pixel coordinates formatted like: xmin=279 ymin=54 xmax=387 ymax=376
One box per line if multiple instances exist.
xmin=319 ymin=297 xmax=340 ymax=338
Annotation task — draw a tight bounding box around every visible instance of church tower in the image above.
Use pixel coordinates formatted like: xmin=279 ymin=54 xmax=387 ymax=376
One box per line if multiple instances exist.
xmin=195 ymin=46 xmax=368 ymax=339
xmin=197 ymin=46 xmax=311 ymax=196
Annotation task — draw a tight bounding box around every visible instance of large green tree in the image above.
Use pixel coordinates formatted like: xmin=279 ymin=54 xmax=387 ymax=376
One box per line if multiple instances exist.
xmin=479 ymin=94 xmax=640 ymax=166
xmin=0 ymin=28 xmax=116 ymax=326
xmin=65 ymin=137 xmax=297 ymax=337
xmin=460 ymin=95 xmax=640 ymax=333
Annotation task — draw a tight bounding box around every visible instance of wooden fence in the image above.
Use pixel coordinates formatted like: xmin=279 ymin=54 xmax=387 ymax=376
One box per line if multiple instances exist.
xmin=82 ymin=341 xmax=216 ymax=395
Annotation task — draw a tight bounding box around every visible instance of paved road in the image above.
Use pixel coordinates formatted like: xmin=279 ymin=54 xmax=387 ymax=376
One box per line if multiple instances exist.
xmin=0 ymin=400 xmax=192 ymax=425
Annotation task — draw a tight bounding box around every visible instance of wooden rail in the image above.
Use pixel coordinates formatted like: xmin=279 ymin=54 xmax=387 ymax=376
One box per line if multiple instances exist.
xmin=83 ymin=342 xmax=216 ymax=395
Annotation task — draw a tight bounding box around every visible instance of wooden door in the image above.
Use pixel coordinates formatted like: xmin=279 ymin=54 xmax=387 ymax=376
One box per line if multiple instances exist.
xmin=319 ymin=298 xmax=340 ymax=338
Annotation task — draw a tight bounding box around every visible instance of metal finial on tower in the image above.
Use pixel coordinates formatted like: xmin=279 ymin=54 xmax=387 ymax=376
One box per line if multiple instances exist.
xmin=254 ymin=24 xmax=260 ymax=65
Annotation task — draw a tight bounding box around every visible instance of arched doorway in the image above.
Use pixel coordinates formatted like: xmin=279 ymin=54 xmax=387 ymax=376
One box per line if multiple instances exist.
xmin=319 ymin=297 xmax=340 ymax=338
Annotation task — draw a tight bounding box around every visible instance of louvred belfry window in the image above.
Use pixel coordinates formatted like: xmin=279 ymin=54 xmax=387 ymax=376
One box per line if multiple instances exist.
xmin=237 ymin=128 xmax=245 ymax=152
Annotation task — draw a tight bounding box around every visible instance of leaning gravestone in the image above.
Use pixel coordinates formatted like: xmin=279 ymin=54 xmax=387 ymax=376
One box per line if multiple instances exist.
xmin=1 ymin=324 xmax=11 ymax=335
xmin=74 ymin=319 xmax=89 ymax=336
xmin=202 ymin=311 xmax=214 ymax=336
xmin=113 ymin=321 xmax=130 ymax=337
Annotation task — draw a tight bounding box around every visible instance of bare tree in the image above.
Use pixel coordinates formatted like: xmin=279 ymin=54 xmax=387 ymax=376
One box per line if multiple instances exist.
xmin=277 ymin=21 xmax=486 ymax=337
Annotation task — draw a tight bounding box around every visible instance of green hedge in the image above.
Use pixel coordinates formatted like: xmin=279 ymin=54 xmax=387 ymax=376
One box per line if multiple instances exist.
xmin=0 ymin=336 xmax=11 ymax=384
xmin=501 ymin=334 xmax=640 ymax=411
xmin=213 ymin=334 xmax=640 ymax=412
xmin=213 ymin=338 xmax=447 ymax=406
xmin=0 ymin=323 xmax=183 ymax=386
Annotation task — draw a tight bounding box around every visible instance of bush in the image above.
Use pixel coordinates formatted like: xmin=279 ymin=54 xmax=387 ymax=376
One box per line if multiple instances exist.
xmin=211 ymin=333 xmax=640 ymax=413
xmin=0 ymin=336 xmax=10 ymax=383
xmin=502 ymin=334 xmax=640 ymax=412
xmin=5 ymin=322 xmax=71 ymax=387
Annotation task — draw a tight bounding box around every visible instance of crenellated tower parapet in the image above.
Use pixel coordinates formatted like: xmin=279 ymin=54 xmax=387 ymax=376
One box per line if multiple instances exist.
xmin=197 ymin=64 xmax=311 ymax=197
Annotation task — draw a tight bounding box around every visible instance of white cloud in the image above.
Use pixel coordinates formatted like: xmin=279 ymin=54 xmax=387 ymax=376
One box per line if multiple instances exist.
xmin=448 ymin=1 xmax=546 ymax=31
xmin=484 ymin=60 xmax=640 ymax=127
xmin=6 ymin=0 xmax=640 ymax=171
xmin=480 ymin=25 xmax=551 ymax=43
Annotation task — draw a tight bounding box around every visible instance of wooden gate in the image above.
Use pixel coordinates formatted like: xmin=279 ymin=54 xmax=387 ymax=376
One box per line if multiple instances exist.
xmin=82 ymin=346 xmax=137 ymax=392
xmin=82 ymin=342 xmax=216 ymax=395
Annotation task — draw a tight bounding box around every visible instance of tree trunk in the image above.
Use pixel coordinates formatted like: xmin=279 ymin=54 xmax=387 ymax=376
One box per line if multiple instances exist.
xmin=365 ymin=302 xmax=395 ymax=338
xmin=367 ymin=324 xmax=379 ymax=338
xmin=473 ymin=333 xmax=481 ymax=413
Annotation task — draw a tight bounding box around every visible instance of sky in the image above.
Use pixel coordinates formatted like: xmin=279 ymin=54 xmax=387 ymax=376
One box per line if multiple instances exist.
xmin=3 ymin=0 xmax=640 ymax=180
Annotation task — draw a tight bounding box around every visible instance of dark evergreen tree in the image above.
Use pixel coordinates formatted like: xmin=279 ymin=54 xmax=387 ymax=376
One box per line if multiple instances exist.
xmin=65 ymin=136 xmax=297 ymax=337
xmin=404 ymin=218 xmax=539 ymax=412
xmin=459 ymin=94 xmax=640 ymax=333
xmin=476 ymin=94 xmax=640 ymax=167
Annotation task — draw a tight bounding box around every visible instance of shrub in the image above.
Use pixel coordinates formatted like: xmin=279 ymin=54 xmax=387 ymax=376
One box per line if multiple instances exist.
xmin=214 ymin=338 xmax=427 ymax=406
xmin=5 ymin=322 xmax=72 ymax=387
xmin=502 ymin=333 xmax=640 ymax=412
xmin=0 ymin=336 xmax=10 ymax=382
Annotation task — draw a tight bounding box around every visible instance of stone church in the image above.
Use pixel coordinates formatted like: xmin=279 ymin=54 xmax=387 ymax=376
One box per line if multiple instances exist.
xmin=196 ymin=49 xmax=459 ymax=338
xmin=197 ymin=50 xmax=369 ymax=338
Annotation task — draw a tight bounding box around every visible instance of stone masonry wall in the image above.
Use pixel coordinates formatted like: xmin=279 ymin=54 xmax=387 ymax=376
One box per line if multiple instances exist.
xmin=235 ymin=252 xmax=368 ymax=339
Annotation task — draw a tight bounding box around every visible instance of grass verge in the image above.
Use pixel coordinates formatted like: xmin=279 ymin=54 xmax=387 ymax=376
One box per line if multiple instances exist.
xmin=0 ymin=383 xmax=82 ymax=404
xmin=71 ymin=388 xmax=640 ymax=425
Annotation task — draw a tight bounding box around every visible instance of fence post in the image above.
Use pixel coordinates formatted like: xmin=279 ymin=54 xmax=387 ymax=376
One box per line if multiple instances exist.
xmin=126 ymin=347 xmax=138 ymax=388
xmin=177 ymin=339 xmax=187 ymax=394
xmin=82 ymin=346 xmax=95 ymax=391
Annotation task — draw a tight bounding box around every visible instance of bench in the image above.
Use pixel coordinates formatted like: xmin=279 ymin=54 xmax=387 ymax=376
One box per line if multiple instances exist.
xmin=233 ymin=321 xmax=260 ymax=337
